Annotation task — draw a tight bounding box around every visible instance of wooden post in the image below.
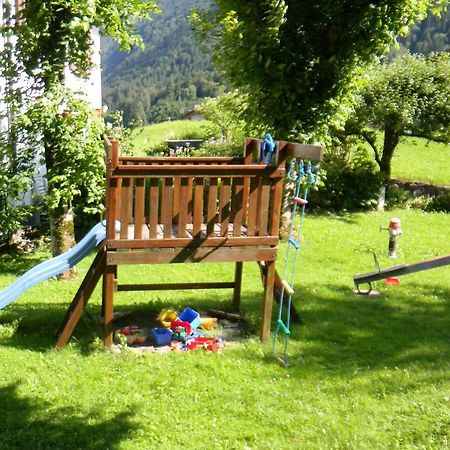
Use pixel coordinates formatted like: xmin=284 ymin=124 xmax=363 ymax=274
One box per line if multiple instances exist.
xmin=103 ymin=265 xmax=115 ymax=347
xmin=105 ymin=138 xmax=120 ymax=241
xmin=261 ymin=260 xmax=276 ymax=341
xmin=232 ymin=262 xmax=243 ymax=310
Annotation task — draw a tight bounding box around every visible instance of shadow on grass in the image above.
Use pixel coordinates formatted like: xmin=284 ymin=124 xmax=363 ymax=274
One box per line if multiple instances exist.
xmin=0 ymin=382 xmax=135 ymax=450
xmin=0 ymin=301 xmax=103 ymax=352
xmin=0 ymin=289 xmax=249 ymax=353
xmin=2 ymin=278 xmax=449 ymax=378
xmin=249 ymin=281 xmax=450 ymax=376
xmin=0 ymin=251 xmax=50 ymax=277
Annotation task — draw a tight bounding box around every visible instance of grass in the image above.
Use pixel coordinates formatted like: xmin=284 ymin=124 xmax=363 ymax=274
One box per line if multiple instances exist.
xmin=1 ymin=209 xmax=449 ymax=449
xmin=392 ymin=137 xmax=450 ymax=186
xmin=132 ymin=120 xmax=212 ymax=152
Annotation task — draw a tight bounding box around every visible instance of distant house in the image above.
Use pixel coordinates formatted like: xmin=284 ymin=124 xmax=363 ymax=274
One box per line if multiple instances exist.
xmin=180 ymin=108 xmax=203 ymax=121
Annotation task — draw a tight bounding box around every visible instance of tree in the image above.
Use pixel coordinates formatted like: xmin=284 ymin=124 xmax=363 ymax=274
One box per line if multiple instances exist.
xmin=0 ymin=0 xmax=157 ymax=273
xmin=192 ymin=1 xmax=444 ymax=142
xmin=10 ymin=86 xmax=106 ymax=256
xmin=346 ymin=53 xmax=450 ymax=208
xmin=199 ymin=92 xmax=246 ymax=142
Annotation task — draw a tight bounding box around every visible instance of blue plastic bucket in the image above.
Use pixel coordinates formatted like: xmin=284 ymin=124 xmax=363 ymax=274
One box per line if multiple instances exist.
xmin=178 ymin=307 xmax=201 ymax=330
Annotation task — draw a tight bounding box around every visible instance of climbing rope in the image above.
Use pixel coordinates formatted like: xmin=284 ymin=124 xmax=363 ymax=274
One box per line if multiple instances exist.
xmin=272 ymin=158 xmax=318 ymax=367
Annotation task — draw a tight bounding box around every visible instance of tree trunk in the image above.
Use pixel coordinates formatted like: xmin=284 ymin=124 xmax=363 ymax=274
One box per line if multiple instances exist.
xmin=44 ymin=126 xmax=77 ymax=280
xmin=377 ymin=126 xmax=400 ymax=211
xmin=49 ymin=204 xmax=77 ymax=280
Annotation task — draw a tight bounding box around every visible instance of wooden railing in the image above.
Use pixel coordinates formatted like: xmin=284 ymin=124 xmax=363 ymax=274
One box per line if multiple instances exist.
xmin=104 ymin=139 xmax=286 ymax=250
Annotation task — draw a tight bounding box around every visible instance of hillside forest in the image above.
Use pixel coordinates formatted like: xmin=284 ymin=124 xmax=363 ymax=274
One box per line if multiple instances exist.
xmin=101 ymin=1 xmax=449 ymax=126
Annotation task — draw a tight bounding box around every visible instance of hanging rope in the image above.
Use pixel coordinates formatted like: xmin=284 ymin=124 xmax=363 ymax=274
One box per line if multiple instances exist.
xmin=272 ymin=159 xmax=319 ymax=367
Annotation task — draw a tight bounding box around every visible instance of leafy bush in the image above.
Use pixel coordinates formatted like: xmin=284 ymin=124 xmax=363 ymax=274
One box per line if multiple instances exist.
xmin=192 ymin=137 xmax=243 ymax=157
xmin=309 ymin=139 xmax=381 ymax=212
xmin=426 ymin=191 xmax=450 ymax=212
xmin=384 ymin=186 xmax=413 ymax=209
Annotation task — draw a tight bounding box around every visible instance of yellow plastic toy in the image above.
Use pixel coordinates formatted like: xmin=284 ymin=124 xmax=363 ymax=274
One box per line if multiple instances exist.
xmin=158 ymin=310 xmax=178 ymax=328
xmin=199 ymin=317 xmax=217 ymax=330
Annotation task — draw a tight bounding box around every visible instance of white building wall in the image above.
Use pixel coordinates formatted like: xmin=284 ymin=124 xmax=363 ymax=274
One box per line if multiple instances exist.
xmin=64 ymin=27 xmax=102 ymax=111
xmin=0 ymin=0 xmax=8 ymax=133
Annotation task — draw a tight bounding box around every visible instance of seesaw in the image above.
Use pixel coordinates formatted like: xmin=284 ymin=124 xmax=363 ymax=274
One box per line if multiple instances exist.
xmin=353 ymin=254 xmax=450 ymax=294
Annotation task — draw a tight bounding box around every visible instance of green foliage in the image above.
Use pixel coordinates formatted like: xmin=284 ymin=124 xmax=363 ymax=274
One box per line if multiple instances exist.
xmin=14 ymin=0 xmax=158 ymax=85
xmin=12 ymin=86 xmax=105 ymax=215
xmin=193 ymin=137 xmax=243 ymax=157
xmin=426 ymin=191 xmax=450 ymax=212
xmin=199 ymin=92 xmax=248 ymax=142
xmin=0 ymin=0 xmax=158 ymax=251
xmin=132 ymin=120 xmax=211 ymax=154
xmin=104 ymin=110 xmax=145 ymax=156
xmin=102 ymin=0 xmax=224 ymax=126
xmin=384 ymin=186 xmax=414 ymax=210
xmin=0 ymin=137 xmax=35 ymax=242
xmin=348 ymin=53 xmax=450 ymax=181
xmin=191 ymin=0 xmax=440 ymax=141
xmin=309 ymin=138 xmax=381 ymax=212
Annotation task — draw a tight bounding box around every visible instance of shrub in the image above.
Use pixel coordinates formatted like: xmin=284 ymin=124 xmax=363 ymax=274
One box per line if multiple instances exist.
xmin=385 ymin=186 xmax=413 ymax=209
xmin=308 ymin=139 xmax=381 ymax=212
xmin=192 ymin=137 xmax=243 ymax=157
xmin=426 ymin=191 xmax=450 ymax=212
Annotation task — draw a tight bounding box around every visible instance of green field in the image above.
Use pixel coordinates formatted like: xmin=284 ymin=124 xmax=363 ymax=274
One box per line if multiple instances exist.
xmin=132 ymin=120 xmax=212 ymax=151
xmin=1 ymin=210 xmax=449 ymax=449
xmin=392 ymin=137 xmax=450 ymax=186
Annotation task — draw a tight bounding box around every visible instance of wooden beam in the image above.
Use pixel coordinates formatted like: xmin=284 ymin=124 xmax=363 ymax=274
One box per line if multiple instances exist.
xmin=280 ymin=141 xmax=324 ymax=162
xmin=261 ymin=260 xmax=276 ymax=342
xmin=111 ymin=165 xmax=285 ymax=178
xmin=106 ymin=247 xmax=277 ymax=265
xmin=119 ymin=156 xmax=244 ymax=164
xmin=117 ymin=282 xmax=235 ymax=291
xmin=56 ymin=248 xmax=106 ymax=348
xmin=232 ymin=262 xmax=243 ymax=310
xmin=107 ymin=236 xmax=278 ymax=249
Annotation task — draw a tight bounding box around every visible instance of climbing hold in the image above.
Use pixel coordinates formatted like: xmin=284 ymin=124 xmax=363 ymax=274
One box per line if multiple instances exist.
xmin=281 ymin=280 xmax=295 ymax=296
xmin=288 ymin=237 xmax=300 ymax=249
xmin=293 ymin=196 xmax=308 ymax=206
xmin=261 ymin=133 xmax=276 ymax=164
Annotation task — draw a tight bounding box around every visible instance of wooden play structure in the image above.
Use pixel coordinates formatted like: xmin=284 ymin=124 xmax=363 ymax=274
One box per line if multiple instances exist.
xmin=56 ymin=137 xmax=323 ymax=348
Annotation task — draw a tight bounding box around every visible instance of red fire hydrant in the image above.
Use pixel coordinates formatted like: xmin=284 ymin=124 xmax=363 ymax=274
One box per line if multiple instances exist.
xmin=387 ymin=217 xmax=402 ymax=258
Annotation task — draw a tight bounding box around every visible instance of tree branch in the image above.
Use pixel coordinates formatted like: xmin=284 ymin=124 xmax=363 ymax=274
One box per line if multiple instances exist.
xmin=361 ymin=131 xmax=381 ymax=167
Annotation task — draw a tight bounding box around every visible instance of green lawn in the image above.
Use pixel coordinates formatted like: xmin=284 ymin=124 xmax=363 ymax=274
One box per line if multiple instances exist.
xmin=1 ymin=210 xmax=449 ymax=449
xmin=133 ymin=120 xmax=212 ymax=152
xmin=392 ymin=137 xmax=450 ymax=186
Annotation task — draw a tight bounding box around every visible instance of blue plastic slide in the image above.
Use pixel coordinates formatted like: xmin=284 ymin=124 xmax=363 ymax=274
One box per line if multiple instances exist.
xmin=0 ymin=222 xmax=108 ymax=310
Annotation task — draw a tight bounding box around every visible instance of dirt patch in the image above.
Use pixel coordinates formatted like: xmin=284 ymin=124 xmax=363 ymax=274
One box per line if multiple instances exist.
xmin=390 ymin=179 xmax=450 ymax=197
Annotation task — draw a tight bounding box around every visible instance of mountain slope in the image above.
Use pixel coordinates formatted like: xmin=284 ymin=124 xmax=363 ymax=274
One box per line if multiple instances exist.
xmin=101 ymin=0 xmax=223 ymax=125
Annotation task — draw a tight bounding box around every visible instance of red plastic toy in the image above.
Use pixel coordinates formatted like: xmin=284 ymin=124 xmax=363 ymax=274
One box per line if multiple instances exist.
xmin=186 ymin=337 xmax=222 ymax=352
xmin=170 ymin=320 xmax=192 ymax=336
